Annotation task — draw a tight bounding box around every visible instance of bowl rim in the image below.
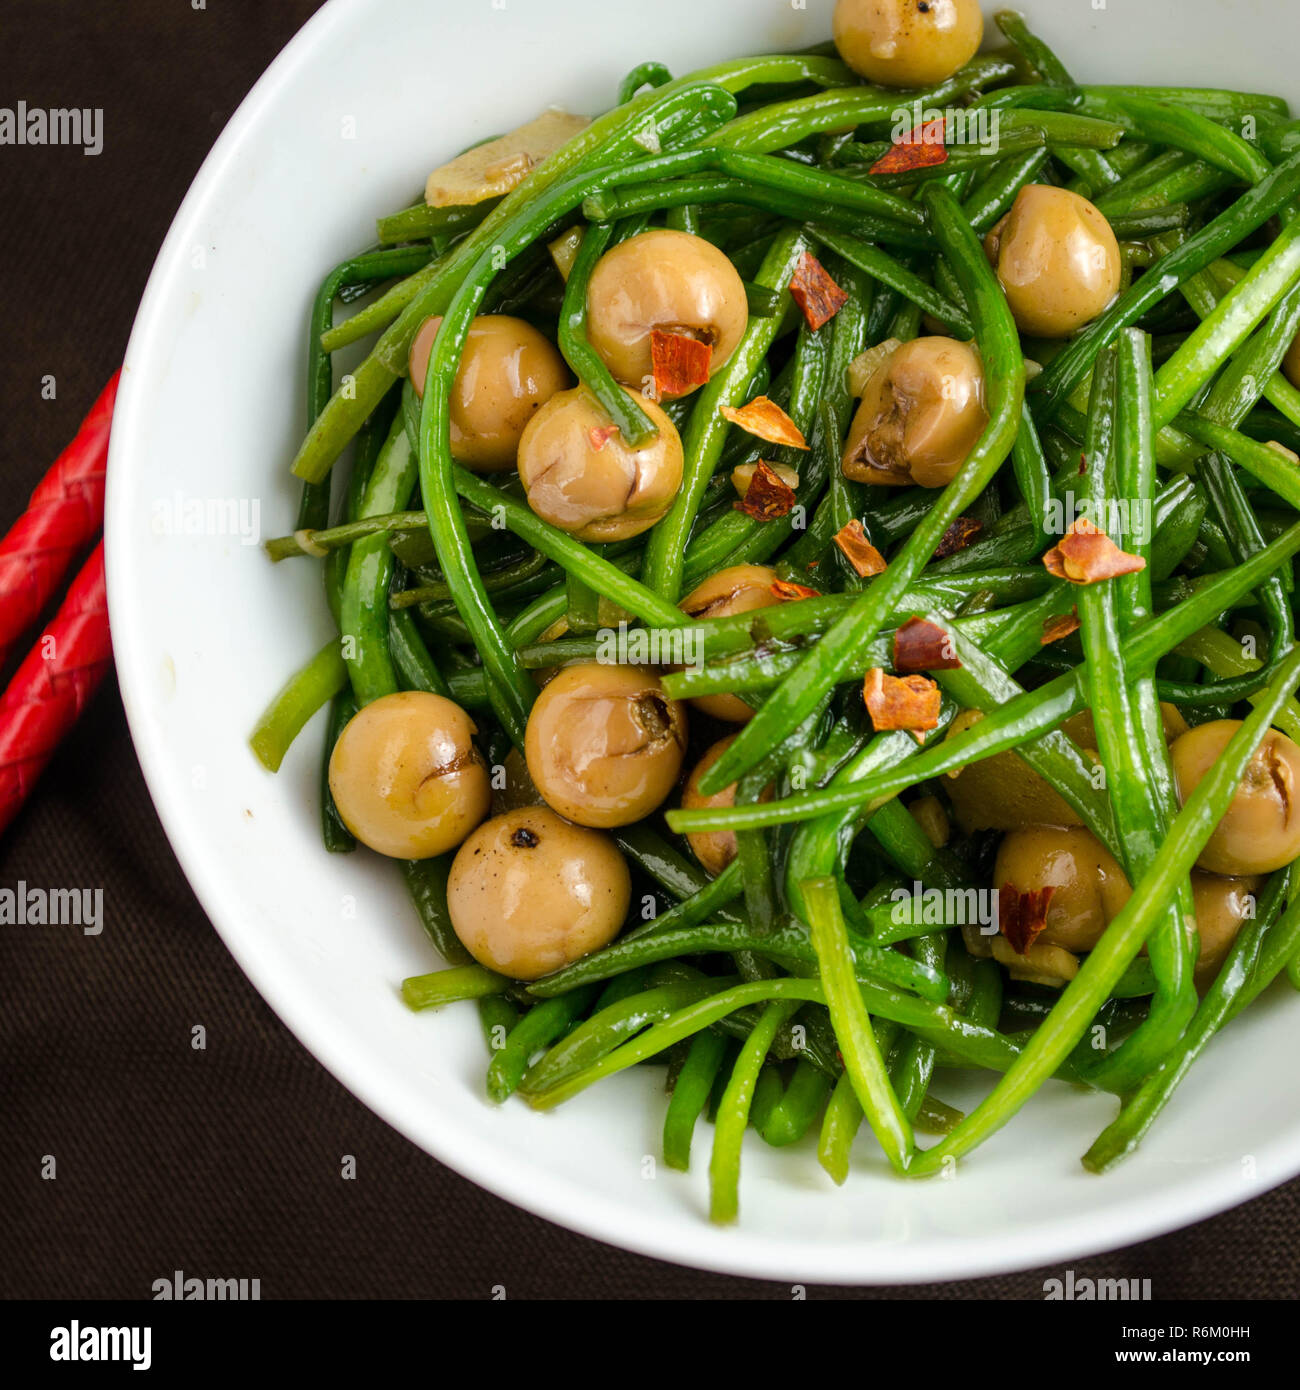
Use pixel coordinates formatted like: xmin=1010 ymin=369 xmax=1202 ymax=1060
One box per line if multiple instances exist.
xmin=104 ymin=0 xmax=1300 ymax=1285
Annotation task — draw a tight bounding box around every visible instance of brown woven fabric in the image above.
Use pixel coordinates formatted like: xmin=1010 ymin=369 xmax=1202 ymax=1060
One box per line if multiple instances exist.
xmin=1 ymin=0 xmax=1297 ymax=1300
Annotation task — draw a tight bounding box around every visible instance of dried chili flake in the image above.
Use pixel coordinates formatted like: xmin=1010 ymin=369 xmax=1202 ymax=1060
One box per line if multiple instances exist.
xmin=1042 ymin=517 xmax=1145 ymax=584
xmin=862 ymin=668 xmax=941 ymax=733
xmin=998 ymin=884 xmax=1056 ymax=956
xmin=832 ymin=520 xmax=887 ymax=578
xmin=650 ymin=329 xmax=711 ymax=398
xmin=1041 ymin=610 xmax=1081 ymax=645
xmin=933 ymin=516 xmax=983 ymax=559
xmin=588 ymin=424 xmax=620 ymax=451
xmin=733 ymin=460 xmax=799 ymax=498
xmin=867 ymin=116 xmax=948 ymax=176
xmin=789 ymin=251 xmax=849 ymax=331
xmin=893 ymin=616 xmax=961 ymax=673
xmin=771 ymin=579 xmax=820 ymax=601
xmin=718 ymin=395 xmax=809 ymax=450
xmin=733 ymin=461 xmax=797 ymax=520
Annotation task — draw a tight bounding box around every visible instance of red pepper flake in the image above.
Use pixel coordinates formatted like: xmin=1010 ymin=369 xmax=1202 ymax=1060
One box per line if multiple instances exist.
xmin=1041 ymin=610 xmax=1081 ymax=645
xmin=862 ymin=668 xmax=941 ymax=734
xmin=771 ymin=579 xmax=820 ymax=601
xmin=789 ymin=251 xmax=849 ymax=331
xmin=718 ymin=395 xmax=809 ymax=450
xmin=1079 ymin=452 xmax=1088 ymax=476
xmin=650 ymin=329 xmax=712 ymax=399
xmin=832 ymin=519 xmax=887 ymax=578
xmin=893 ymin=616 xmax=961 ymax=673
xmin=998 ymin=883 xmax=1056 ymax=956
xmin=1042 ymin=517 xmax=1146 ymax=585
xmin=933 ymin=516 xmax=983 ymax=560
xmin=588 ymin=424 xmax=620 ymax=451
xmin=867 ymin=116 xmax=948 ymax=176
xmin=733 ymin=460 xmax=797 ymax=521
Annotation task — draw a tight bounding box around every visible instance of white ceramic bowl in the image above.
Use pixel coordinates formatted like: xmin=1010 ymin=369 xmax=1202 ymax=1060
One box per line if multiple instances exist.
xmin=106 ymin=0 xmax=1300 ymax=1283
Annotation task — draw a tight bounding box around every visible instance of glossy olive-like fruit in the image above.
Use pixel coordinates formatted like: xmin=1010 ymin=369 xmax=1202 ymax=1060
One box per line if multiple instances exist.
xmin=447 ymin=807 xmax=630 ymax=979
xmin=1191 ymin=870 xmax=1263 ymax=992
xmin=585 ymin=229 xmax=748 ymax=396
xmin=1171 ymin=719 xmax=1300 ymax=875
xmin=842 ymin=337 xmax=988 ymax=489
xmin=832 ymin=0 xmax=984 ymax=87
xmin=946 ymin=709 xmax=1083 ymax=834
xmin=947 ymin=707 xmax=1086 ymax=833
xmin=994 ymin=825 xmax=1132 ymax=954
xmin=524 ymin=664 xmax=688 ymax=827
xmin=985 ymin=185 xmax=1121 ymax=338
xmin=945 ymin=704 xmax=1189 ymax=834
xmin=328 ymin=691 xmax=490 ymax=859
xmin=408 ymin=313 xmax=568 ymax=471
xmin=516 ymin=385 xmax=683 ymax=542
xmin=677 ymin=564 xmax=783 ymax=722
xmin=680 ymin=735 xmax=774 ymax=876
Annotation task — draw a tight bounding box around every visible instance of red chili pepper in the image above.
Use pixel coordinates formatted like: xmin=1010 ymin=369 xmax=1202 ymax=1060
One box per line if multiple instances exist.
xmin=0 ymin=371 xmax=118 ymax=668
xmin=650 ymin=329 xmax=711 ymax=398
xmin=788 ymin=252 xmax=849 ymax=332
xmin=0 ymin=542 xmax=112 ymax=837
xmin=867 ymin=116 xmax=948 ymax=176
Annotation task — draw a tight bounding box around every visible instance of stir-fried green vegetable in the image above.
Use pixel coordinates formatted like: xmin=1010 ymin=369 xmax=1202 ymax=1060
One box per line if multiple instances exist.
xmin=252 ymin=5 xmax=1300 ymax=1223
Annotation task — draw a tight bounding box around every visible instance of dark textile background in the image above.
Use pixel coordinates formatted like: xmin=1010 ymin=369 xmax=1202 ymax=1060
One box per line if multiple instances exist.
xmin=1 ymin=0 xmax=1296 ymax=1301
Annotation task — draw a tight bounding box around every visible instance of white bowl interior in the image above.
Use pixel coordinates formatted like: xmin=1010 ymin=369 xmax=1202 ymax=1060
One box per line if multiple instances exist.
xmin=107 ymin=0 xmax=1300 ymax=1282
